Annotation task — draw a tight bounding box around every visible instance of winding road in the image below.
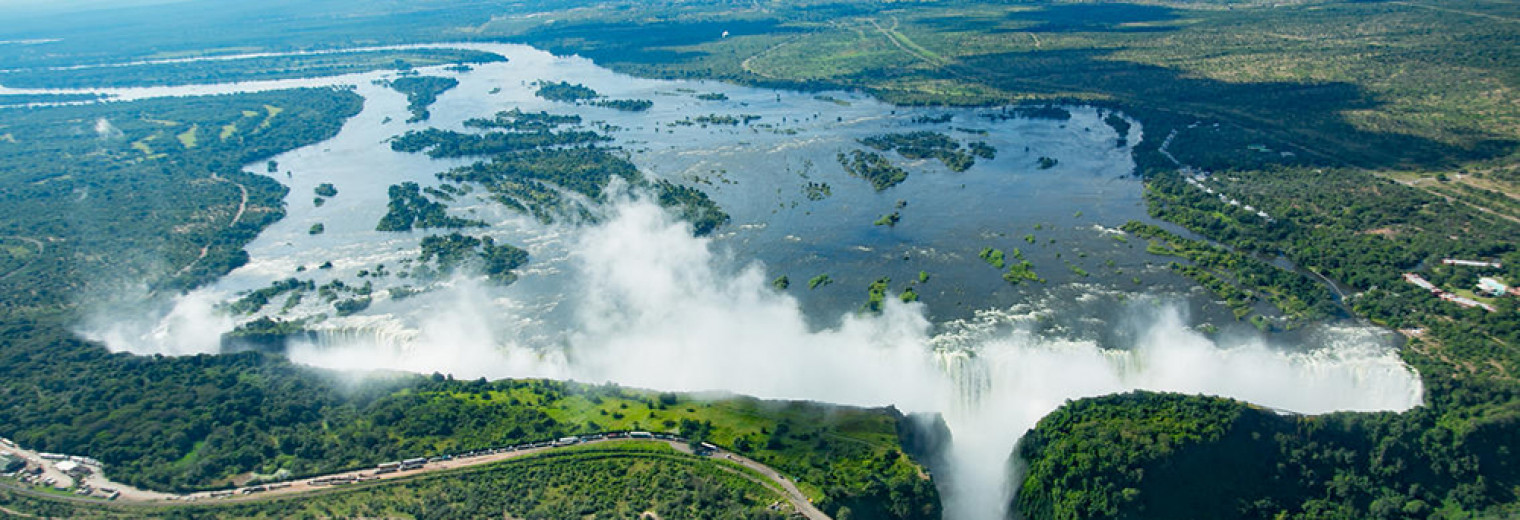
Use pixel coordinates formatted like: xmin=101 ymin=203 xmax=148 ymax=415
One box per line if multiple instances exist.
xmin=171 ymin=173 xmax=249 ymax=278
xmin=0 ymin=437 xmax=831 ymax=519
xmin=0 ymin=235 xmax=44 ymax=281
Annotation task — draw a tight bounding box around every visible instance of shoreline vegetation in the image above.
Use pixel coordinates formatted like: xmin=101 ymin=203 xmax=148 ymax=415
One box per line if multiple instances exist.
xmin=0 ymin=49 xmax=506 ymax=89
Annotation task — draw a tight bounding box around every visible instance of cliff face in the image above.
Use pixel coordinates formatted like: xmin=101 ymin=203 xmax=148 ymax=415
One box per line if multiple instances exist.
xmin=815 ymin=407 xmax=944 ymax=520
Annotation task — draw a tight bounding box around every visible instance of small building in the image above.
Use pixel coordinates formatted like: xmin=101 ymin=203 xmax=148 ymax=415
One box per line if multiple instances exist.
xmin=1443 ymin=259 xmax=1503 ymax=269
xmin=1478 ymin=277 xmax=1508 ymax=297
xmin=1404 ymin=273 xmax=1437 ymax=292
xmin=1440 ymin=292 xmax=1496 ymax=312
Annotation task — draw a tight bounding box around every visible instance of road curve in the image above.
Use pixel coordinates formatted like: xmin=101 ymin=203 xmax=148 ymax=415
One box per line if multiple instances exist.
xmin=0 ymin=437 xmax=832 ymax=519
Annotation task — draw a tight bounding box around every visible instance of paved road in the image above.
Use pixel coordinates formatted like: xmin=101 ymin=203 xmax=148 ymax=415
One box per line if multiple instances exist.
xmin=715 ymin=450 xmax=831 ymax=520
xmin=0 ymin=437 xmax=831 ymax=519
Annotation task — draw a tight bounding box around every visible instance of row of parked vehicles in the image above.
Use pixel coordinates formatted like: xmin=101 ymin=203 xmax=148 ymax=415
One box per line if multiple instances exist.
xmin=368 ymin=431 xmax=694 ymax=475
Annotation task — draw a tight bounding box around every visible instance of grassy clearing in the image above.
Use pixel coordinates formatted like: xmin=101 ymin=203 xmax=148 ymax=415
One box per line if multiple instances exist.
xmin=176 ymin=124 xmax=198 ymax=148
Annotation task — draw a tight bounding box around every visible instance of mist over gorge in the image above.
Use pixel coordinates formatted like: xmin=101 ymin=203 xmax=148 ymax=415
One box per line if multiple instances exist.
xmin=62 ymin=44 xmax=1422 ymax=520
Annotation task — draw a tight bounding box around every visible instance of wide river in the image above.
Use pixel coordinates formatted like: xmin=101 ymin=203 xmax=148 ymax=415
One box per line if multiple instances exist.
xmin=26 ymin=43 xmax=1424 ymax=520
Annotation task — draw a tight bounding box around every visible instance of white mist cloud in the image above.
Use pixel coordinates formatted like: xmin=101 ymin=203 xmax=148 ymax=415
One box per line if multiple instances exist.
xmin=932 ymin=307 xmax=1421 ymax=520
xmin=80 ymin=288 xmax=228 ymax=356
xmin=563 ymin=199 xmax=949 ymax=411
xmin=87 ymin=196 xmax=1421 ymax=520
xmin=286 ymin=278 xmax=570 ymax=381
xmin=93 ymin=117 xmax=122 ymax=139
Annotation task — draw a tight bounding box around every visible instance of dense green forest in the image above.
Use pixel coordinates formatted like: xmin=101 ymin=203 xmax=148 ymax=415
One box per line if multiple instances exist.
xmin=531 ymin=80 xmax=655 ymax=112
xmin=463 ymin=108 xmax=582 ymax=131
xmin=1015 ymin=120 xmax=1520 ymax=519
xmin=0 ymin=88 xmax=361 ymax=300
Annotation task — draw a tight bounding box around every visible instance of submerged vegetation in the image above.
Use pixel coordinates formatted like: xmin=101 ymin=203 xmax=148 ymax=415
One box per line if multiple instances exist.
xmin=838 ymin=150 xmax=909 ymax=191
xmin=861 ymin=131 xmax=983 ymax=172
xmin=591 ymin=98 xmax=654 ymax=112
xmin=1123 ymin=221 xmax=1335 ymax=324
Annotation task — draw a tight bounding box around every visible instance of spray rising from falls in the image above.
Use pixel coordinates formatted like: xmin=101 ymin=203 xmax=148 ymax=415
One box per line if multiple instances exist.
xmin=928 ymin=306 xmax=1422 ymax=519
xmin=93 ymin=197 xmax=1422 ymax=520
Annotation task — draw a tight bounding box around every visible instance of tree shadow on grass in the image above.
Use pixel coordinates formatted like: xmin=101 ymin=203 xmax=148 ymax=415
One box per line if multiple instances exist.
xmin=513 ymin=19 xmax=806 ymax=66
xmin=917 ymin=3 xmax=1184 ymax=35
xmin=941 ymin=48 xmax=1516 ymax=170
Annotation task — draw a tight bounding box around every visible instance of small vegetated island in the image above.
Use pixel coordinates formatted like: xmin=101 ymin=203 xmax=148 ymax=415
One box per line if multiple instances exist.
xmin=982 ymin=105 xmax=1072 ymax=122
xmin=312 ymin=182 xmax=338 ymax=207
xmin=382 ymin=75 xmax=459 ymax=123
xmin=376 ymin=181 xmax=488 ymax=231
xmin=391 ymin=108 xmax=610 ymax=158
xmin=980 ymin=247 xmax=1041 ymax=284
xmin=533 ymin=80 xmax=653 ymax=112
xmin=669 ymin=113 xmax=762 ymax=126
xmin=419 ymin=232 xmax=529 ymax=284
xmin=840 ymin=132 xmax=997 ymax=191
xmin=860 ymin=131 xmax=995 ymax=172
xmin=838 ymin=149 xmax=909 ymax=191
